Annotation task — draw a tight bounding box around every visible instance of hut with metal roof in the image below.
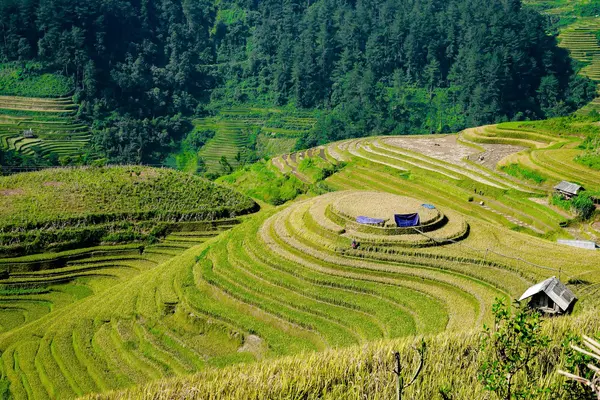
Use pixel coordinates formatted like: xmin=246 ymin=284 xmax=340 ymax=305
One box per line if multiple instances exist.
xmin=518 ymin=276 xmax=576 ymax=315
xmin=554 ymin=181 xmax=583 ymax=199
xmin=22 ymin=129 xmax=36 ymax=139
xmin=557 ymin=239 xmax=598 ymax=250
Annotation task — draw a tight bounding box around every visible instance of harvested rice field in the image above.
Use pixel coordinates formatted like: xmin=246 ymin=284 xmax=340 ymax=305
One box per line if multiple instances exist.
xmin=89 ymin=126 xmax=600 ymax=398
xmin=2 ymin=117 xmax=600 ymax=400
xmin=331 ymin=191 xmax=439 ymax=226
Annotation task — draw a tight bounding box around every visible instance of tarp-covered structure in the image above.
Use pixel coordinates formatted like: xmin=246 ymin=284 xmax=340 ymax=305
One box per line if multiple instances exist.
xmin=394 ymin=213 xmax=420 ymax=228
xmin=518 ymin=276 xmax=576 ymax=314
xmin=356 ymin=216 xmax=385 ymax=225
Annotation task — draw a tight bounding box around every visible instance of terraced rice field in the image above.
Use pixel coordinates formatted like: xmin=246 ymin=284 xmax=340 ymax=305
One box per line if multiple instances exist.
xmin=0 ymin=96 xmax=90 ymax=159
xmin=196 ymin=108 xmax=316 ymax=173
xmin=0 ymin=224 xmax=235 ymax=334
xmin=67 ymin=181 xmax=600 ymax=399
xmin=277 ymin=135 xmax=570 ymax=234
xmin=0 ymin=219 xmax=250 ymax=399
xmin=557 ymin=18 xmax=600 ymax=114
xmin=273 ymin=145 xmax=331 ymax=183
xmin=2 ymin=123 xmax=600 ymax=399
xmin=525 ymin=1 xmax=600 ymax=114
xmin=463 ymin=123 xmax=600 ymax=193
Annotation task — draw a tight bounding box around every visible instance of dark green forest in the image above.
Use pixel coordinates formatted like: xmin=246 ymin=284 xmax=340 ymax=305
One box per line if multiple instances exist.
xmin=0 ymin=0 xmax=596 ymax=164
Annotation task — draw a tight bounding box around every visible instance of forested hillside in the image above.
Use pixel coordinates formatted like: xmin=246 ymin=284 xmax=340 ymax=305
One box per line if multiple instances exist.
xmin=0 ymin=0 xmax=596 ymax=165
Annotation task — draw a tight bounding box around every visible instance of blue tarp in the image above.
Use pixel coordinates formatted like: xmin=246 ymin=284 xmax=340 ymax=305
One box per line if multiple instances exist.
xmin=394 ymin=213 xmax=420 ymax=227
xmin=421 ymin=204 xmax=436 ymax=209
xmin=356 ymin=216 xmax=385 ymax=225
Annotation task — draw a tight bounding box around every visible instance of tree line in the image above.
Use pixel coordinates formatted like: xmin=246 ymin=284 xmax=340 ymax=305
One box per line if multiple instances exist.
xmin=0 ymin=0 xmax=596 ymax=163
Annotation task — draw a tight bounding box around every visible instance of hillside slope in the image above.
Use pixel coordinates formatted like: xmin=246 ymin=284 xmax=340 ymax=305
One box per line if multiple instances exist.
xmin=1 ymin=118 xmax=599 ymax=399
xmin=0 ymin=64 xmax=91 ymax=161
xmin=0 ymin=167 xmax=260 ymax=400
xmin=81 ymin=117 xmax=600 ymax=400
xmin=88 ymin=310 xmax=600 ymax=400
xmin=0 ymin=166 xmax=257 ymax=256
xmin=524 ymin=0 xmax=600 ymax=114
xmin=559 ymin=17 xmax=600 ymax=114
xmin=186 ymin=108 xmax=316 ymax=174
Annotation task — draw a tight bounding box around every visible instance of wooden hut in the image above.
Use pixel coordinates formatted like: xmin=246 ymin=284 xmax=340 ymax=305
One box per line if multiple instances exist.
xmin=22 ymin=129 xmax=36 ymax=139
xmin=554 ymin=181 xmax=583 ymax=199
xmin=518 ymin=276 xmax=576 ymax=315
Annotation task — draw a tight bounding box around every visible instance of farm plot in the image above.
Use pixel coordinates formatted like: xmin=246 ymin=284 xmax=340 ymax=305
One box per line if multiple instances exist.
xmin=0 ymin=219 xmax=258 ymax=399
xmin=195 ymin=108 xmax=316 ymax=173
xmin=0 ymin=227 xmax=225 ymax=334
xmin=557 ymin=17 xmax=600 ymax=114
xmin=0 ymin=96 xmax=90 ymax=159
xmin=84 ymin=309 xmax=600 ymax=400
xmin=2 ymin=121 xmax=600 ymax=399
xmin=1 ymin=146 xmax=600 ymax=399
xmin=285 ymin=135 xmax=564 ymax=233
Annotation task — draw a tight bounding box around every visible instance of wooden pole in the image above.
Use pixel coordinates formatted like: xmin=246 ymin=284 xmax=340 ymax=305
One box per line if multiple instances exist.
xmin=395 ymin=352 xmax=403 ymax=400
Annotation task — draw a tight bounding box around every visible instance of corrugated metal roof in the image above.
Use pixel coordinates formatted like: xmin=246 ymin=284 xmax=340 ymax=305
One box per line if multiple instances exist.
xmin=518 ymin=276 xmax=576 ymax=312
xmin=554 ymin=181 xmax=582 ymax=195
xmin=557 ymin=239 xmax=598 ymax=250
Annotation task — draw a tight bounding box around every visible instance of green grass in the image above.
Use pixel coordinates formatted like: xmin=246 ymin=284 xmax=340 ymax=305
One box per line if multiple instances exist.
xmin=217 ymin=160 xmax=307 ymax=205
xmin=0 ymin=63 xmax=73 ymax=98
xmin=501 ymin=163 xmax=548 ymax=183
xmin=0 ymin=166 xmax=257 ymax=256
xmin=575 ymin=152 xmax=600 ymax=170
xmin=0 ymin=379 xmax=9 ymax=400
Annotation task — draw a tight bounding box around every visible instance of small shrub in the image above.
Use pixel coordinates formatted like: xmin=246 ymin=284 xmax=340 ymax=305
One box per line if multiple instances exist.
xmin=572 ymin=193 xmax=595 ymax=220
xmin=479 ymin=298 xmax=550 ymax=400
xmin=558 ymin=334 xmax=600 ymax=399
xmin=574 ymin=153 xmax=600 ymax=171
xmin=574 ymin=2 xmax=600 ymax=17
xmin=183 ymin=129 xmax=216 ymax=151
xmin=551 ymin=194 xmax=572 ymax=212
xmin=0 ymin=62 xmax=73 ymax=97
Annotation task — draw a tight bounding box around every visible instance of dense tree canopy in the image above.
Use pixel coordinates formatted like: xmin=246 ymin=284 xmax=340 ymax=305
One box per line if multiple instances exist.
xmin=0 ymin=0 xmax=595 ymax=161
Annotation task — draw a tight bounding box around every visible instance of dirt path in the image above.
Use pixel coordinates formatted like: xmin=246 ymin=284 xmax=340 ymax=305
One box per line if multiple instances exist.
xmin=272 ymin=157 xmax=286 ymax=174
xmin=280 ymin=154 xmax=311 ymax=183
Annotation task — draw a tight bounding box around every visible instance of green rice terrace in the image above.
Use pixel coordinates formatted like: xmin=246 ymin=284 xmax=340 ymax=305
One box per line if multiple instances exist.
xmin=188 ymin=107 xmax=316 ymax=173
xmin=1 ymin=116 xmax=600 ymax=399
xmin=0 ymin=96 xmax=90 ymax=160
xmin=0 ymin=63 xmax=90 ymax=161
xmin=527 ymin=0 xmax=600 ymax=114
xmin=559 ymin=17 xmax=600 ymax=114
